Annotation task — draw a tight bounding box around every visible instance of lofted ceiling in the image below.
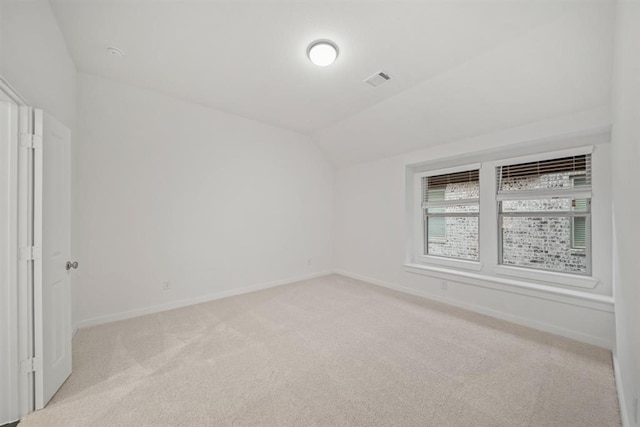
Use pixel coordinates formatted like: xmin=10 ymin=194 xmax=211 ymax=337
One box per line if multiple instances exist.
xmin=50 ymin=0 xmax=615 ymax=166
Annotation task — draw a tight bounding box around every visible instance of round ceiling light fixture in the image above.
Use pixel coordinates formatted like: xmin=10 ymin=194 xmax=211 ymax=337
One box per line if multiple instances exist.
xmin=307 ymin=40 xmax=338 ymax=67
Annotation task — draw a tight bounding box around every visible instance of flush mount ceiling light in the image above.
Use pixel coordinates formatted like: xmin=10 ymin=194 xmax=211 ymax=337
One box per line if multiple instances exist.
xmin=307 ymin=40 xmax=338 ymax=67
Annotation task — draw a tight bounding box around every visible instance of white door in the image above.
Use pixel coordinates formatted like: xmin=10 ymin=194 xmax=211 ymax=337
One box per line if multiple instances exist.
xmin=33 ymin=110 xmax=72 ymax=408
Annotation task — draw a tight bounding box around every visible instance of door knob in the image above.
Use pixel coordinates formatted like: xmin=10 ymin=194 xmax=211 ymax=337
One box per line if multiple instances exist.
xmin=65 ymin=261 xmax=79 ymax=271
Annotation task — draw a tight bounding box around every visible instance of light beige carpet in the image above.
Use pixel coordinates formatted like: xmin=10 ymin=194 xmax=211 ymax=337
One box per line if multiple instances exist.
xmin=20 ymin=274 xmax=620 ymax=426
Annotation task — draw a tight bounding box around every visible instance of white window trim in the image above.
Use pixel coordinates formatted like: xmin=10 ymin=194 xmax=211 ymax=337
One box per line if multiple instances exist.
xmin=493 ymin=145 xmax=593 ymax=167
xmin=403 ymin=263 xmax=610 ymax=310
xmin=418 ymin=163 xmax=482 ymax=178
xmin=414 ymin=163 xmax=481 ymax=268
xmin=496 ymin=189 xmax=592 ymax=202
xmin=494 ymin=265 xmax=598 ymax=289
xmin=415 ymin=255 xmax=483 ymax=271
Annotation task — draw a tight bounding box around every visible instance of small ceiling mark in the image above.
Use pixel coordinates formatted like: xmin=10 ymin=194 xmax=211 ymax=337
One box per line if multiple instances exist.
xmin=106 ymin=46 xmax=125 ymax=57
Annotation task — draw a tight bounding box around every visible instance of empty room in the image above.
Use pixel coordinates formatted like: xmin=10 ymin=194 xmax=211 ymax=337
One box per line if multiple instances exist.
xmin=1 ymin=0 xmax=639 ymax=426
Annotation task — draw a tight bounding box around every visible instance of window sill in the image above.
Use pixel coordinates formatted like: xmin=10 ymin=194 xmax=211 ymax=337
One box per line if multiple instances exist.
xmin=403 ymin=263 xmax=613 ymax=311
xmin=494 ymin=265 xmax=598 ymax=289
xmin=416 ymin=255 xmax=483 ymax=271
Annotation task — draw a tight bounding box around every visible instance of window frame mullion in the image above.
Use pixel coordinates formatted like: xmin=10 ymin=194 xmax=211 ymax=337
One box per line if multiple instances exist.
xmin=499 ymin=211 xmax=590 ymax=218
xmin=425 ymin=212 xmax=480 ymax=218
xmin=422 ymin=198 xmax=479 ymax=209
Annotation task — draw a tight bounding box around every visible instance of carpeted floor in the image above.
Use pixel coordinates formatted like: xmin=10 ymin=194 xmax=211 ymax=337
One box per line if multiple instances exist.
xmin=19 ymin=274 xmax=620 ymax=426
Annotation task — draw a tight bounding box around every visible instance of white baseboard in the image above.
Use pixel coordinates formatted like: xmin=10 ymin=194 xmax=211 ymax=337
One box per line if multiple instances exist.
xmin=613 ymin=354 xmax=631 ymax=427
xmin=334 ymin=269 xmax=613 ymax=349
xmin=76 ymin=271 xmax=332 ymax=329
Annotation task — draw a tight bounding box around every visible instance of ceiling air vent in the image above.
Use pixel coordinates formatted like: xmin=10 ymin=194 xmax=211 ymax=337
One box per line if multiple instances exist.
xmin=364 ymin=70 xmax=391 ymax=87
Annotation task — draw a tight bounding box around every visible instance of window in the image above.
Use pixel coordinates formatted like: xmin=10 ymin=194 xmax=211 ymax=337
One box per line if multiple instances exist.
xmin=497 ymin=154 xmax=591 ymax=275
xmin=408 ymin=145 xmax=601 ymax=288
xmin=421 ymin=168 xmax=480 ymax=261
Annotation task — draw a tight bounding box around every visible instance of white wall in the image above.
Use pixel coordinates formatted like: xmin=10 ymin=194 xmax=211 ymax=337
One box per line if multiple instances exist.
xmin=314 ymin=2 xmax=614 ymax=167
xmin=334 ymin=108 xmax=616 ymax=349
xmin=74 ymin=73 xmax=333 ymax=327
xmin=0 ymin=1 xmax=76 ymax=424
xmin=611 ymin=1 xmax=640 ymax=425
xmin=0 ymin=0 xmax=77 ymax=128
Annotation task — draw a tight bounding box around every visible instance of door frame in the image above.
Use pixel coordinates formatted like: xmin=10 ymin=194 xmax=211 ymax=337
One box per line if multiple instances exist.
xmin=0 ymin=75 xmax=37 ymax=422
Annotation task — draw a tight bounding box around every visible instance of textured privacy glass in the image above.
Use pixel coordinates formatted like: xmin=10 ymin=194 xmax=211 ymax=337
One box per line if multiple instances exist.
xmin=425 ymin=216 xmax=479 ymax=261
xmin=501 ymin=216 xmax=587 ymax=274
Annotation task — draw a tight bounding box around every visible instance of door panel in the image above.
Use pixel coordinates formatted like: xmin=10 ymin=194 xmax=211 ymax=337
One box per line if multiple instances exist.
xmin=35 ymin=110 xmax=72 ymax=408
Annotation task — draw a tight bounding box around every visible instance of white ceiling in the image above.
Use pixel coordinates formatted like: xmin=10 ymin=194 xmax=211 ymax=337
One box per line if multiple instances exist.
xmin=51 ymin=0 xmax=615 ymax=167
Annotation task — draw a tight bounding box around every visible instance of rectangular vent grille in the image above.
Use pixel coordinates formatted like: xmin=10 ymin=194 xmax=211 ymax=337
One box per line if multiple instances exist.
xmin=364 ymin=70 xmax=391 ymax=87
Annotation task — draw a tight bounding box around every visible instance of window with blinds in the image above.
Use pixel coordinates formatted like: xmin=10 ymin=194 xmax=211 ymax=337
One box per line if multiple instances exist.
xmin=421 ymin=168 xmax=480 ymax=261
xmin=496 ymin=154 xmax=591 ymax=275
xmin=497 ymin=154 xmax=591 ymax=196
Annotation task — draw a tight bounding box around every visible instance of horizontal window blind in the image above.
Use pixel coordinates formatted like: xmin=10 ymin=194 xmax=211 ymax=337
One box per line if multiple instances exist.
xmin=423 ymin=169 xmax=479 ymax=203
xmin=497 ymin=154 xmax=591 ymax=198
xmin=426 ymin=169 xmax=479 ymax=187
